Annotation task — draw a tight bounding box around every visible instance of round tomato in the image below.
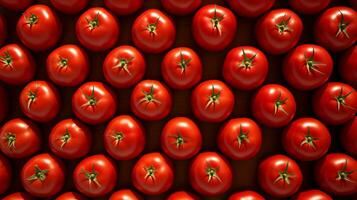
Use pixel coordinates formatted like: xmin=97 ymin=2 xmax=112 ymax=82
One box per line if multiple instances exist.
xmin=50 ymin=0 xmax=89 ymax=14
xmin=55 ymin=192 xmax=87 ymax=200
xmin=167 ymin=191 xmax=199 ymax=200
xmin=292 ymin=189 xmax=332 ymax=200
xmin=255 ymin=9 xmax=303 ymax=55
xmin=228 ymin=190 xmax=265 ymax=200
xmin=132 ymin=9 xmax=175 ymax=53
xmin=339 ymin=45 xmax=357 ymax=87
xmin=0 ymin=85 xmax=8 ymax=122
xmin=72 ymin=82 xmax=117 ymax=125
xmin=76 ymin=7 xmax=120 ymax=52
xmin=340 ymin=117 xmax=357 ymax=156
xmin=222 ymin=46 xmax=268 ymax=90
xmin=0 ymin=0 xmax=32 ymax=11
xmin=226 ymin=0 xmax=275 ymax=17
xmin=0 ymin=154 xmax=11 ymax=194
xmin=2 ymin=192 xmax=34 ymax=200
xmin=289 ymin=0 xmax=330 ymax=15
xmin=73 ymin=154 xmax=117 ymax=197
xmin=161 ymin=0 xmax=201 ymax=15
xmin=161 ymin=47 xmax=202 ymax=90
xmin=0 ymin=14 xmax=7 ymax=45
xmin=132 ymin=152 xmax=174 ymax=195
xmin=103 ymin=45 xmax=146 ymax=88
xmin=109 ymin=189 xmax=142 ymax=200
xmin=104 ymin=0 xmax=143 ymax=15
xmin=103 ymin=115 xmax=145 ymax=160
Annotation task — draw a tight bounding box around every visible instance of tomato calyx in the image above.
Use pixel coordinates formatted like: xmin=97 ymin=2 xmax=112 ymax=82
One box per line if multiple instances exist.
xmin=86 ymin=13 xmax=100 ymax=31
xmin=170 ymin=132 xmax=185 ymax=148
xmin=81 ymin=164 xmax=102 ymax=187
xmin=275 ymin=15 xmax=291 ymax=34
xmin=336 ymin=11 xmax=351 ymax=39
xmin=27 ymin=90 xmax=38 ymax=110
xmin=304 ymin=48 xmax=325 ymax=75
xmin=336 ymin=160 xmax=354 ymax=183
xmin=138 ymin=85 xmax=161 ymax=105
xmin=57 ymin=56 xmax=69 ymax=69
xmin=27 ymin=165 xmax=49 ymax=183
xmin=4 ymin=132 xmax=16 ymax=150
xmin=144 ymin=165 xmax=156 ymax=182
xmin=146 ymin=17 xmax=160 ymax=36
xmin=239 ymin=49 xmax=256 ymax=69
xmin=205 ymin=85 xmax=221 ymax=110
xmin=274 ymin=162 xmax=294 ymax=185
xmin=235 ymin=124 xmax=249 ymax=148
xmin=300 ymin=127 xmax=317 ymax=149
xmin=177 ymin=51 xmax=191 ymax=75
xmin=0 ymin=51 xmax=13 ymax=68
xmin=334 ymin=87 xmax=355 ymax=111
xmin=112 ymin=131 xmax=124 ymax=146
xmin=112 ymin=57 xmax=133 ymax=76
xmin=274 ymin=92 xmax=288 ymax=115
xmin=205 ymin=164 xmax=222 ymax=182
xmin=81 ymin=86 xmax=98 ymax=109
xmin=211 ymin=5 xmax=224 ymax=36
xmin=24 ymin=13 xmax=38 ymax=28
xmin=58 ymin=128 xmax=71 ymax=148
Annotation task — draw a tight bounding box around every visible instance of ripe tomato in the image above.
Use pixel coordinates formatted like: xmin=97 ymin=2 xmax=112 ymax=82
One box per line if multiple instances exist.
xmin=132 ymin=9 xmax=175 ymax=53
xmin=161 ymin=0 xmax=201 ymax=15
xmin=289 ymin=0 xmax=330 ymax=15
xmin=315 ymin=153 xmax=357 ymax=196
xmin=161 ymin=47 xmax=202 ymax=90
xmin=72 ymin=82 xmax=117 ymax=125
xmin=0 ymin=86 xmax=8 ymax=122
xmin=16 ymin=5 xmax=62 ymax=51
xmin=0 ymin=44 xmax=35 ymax=85
xmin=226 ymin=0 xmax=275 ymax=17
xmin=103 ymin=115 xmax=145 ymax=160
xmin=255 ymin=9 xmax=302 ymax=55
xmin=314 ymin=7 xmax=357 ymax=52
xmin=109 ymin=189 xmax=142 ymax=200
xmin=50 ymin=0 xmax=89 ymax=14
xmin=0 ymin=14 xmax=6 ymax=45
xmin=282 ymin=118 xmax=331 ymax=161
xmin=76 ymin=7 xmax=120 ymax=52
xmin=104 ymin=0 xmax=143 ymax=15
xmin=222 ymin=46 xmax=268 ymax=90
xmin=192 ymin=5 xmax=237 ymax=51
xmin=218 ymin=118 xmax=262 ymax=160
xmin=103 ymin=45 xmax=146 ymax=88
xmin=167 ymin=191 xmax=199 ymax=200
xmin=191 ymin=80 xmax=234 ymax=122
xmin=73 ymin=154 xmax=117 ymax=197
xmin=19 ymin=80 xmax=60 ymax=122
xmin=252 ymin=84 xmax=296 ymax=127
xmin=161 ymin=117 xmax=202 ymax=160
xmin=132 ymin=152 xmax=174 ymax=195
xmin=228 ymin=191 xmax=265 ymax=200
xmin=55 ymin=192 xmax=87 ymax=200
xmin=0 ymin=0 xmax=32 ymax=11
xmin=2 ymin=192 xmax=34 ymax=200
xmin=340 ymin=117 xmax=357 ymax=156
xmin=292 ymin=189 xmax=332 ymax=200
xmin=130 ymin=80 xmax=172 ymax=121
xmin=312 ymin=82 xmax=357 ymax=125
xmin=21 ymin=153 xmax=65 ymax=197
xmin=0 ymin=154 xmax=11 ymax=194
xmin=339 ymin=45 xmax=357 ymax=87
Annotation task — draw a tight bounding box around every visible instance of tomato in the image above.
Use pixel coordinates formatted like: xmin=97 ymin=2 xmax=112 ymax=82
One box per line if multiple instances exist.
xmin=0 ymin=14 xmax=7 ymax=45
xmin=228 ymin=191 xmax=265 ymax=200
xmin=192 ymin=5 xmax=237 ymax=51
xmin=103 ymin=115 xmax=145 ymax=160
xmin=292 ymin=189 xmax=332 ymax=200
xmin=73 ymin=154 xmax=117 ymax=197
xmin=340 ymin=117 xmax=357 ymax=157
xmin=2 ymin=192 xmax=34 ymax=200
xmin=255 ymin=9 xmax=303 ymax=55
xmin=0 ymin=86 xmax=8 ymax=122
xmin=55 ymin=192 xmax=87 ymax=200
xmin=132 ymin=9 xmax=175 ymax=53
xmin=222 ymin=46 xmax=268 ymax=90
xmin=191 ymin=80 xmax=234 ymax=122
xmin=109 ymin=189 xmax=142 ymax=200
xmin=130 ymin=80 xmax=172 ymax=121
xmin=21 ymin=153 xmax=65 ymax=197
xmin=289 ymin=0 xmax=330 ymax=15
xmin=226 ymin=0 xmax=275 ymax=17
xmin=161 ymin=117 xmax=202 ymax=160
xmin=167 ymin=191 xmax=199 ymax=200
xmin=283 ymin=44 xmax=333 ymax=90
xmin=218 ymin=118 xmax=262 ymax=160
xmin=282 ymin=118 xmax=331 ymax=161
xmin=76 ymin=7 xmax=120 ymax=52
xmin=258 ymin=154 xmax=303 ymax=198
xmin=132 ymin=152 xmax=174 ymax=195
xmin=16 ymin=5 xmax=62 ymax=51
xmin=46 ymin=44 xmax=89 ymax=87
xmin=72 ymin=82 xmax=117 ymax=125
xmin=50 ymin=0 xmax=89 ymax=14
xmin=251 ymin=84 xmax=296 ymax=127
xmin=161 ymin=47 xmax=202 ymax=90
xmin=19 ymin=80 xmax=60 ymax=122
xmin=104 ymin=0 xmax=143 ymax=15
xmin=314 ymin=7 xmax=357 ymax=52
xmin=103 ymin=45 xmax=146 ymax=88
xmin=312 ymin=82 xmax=357 ymax=125
xmin=0 ymin=154 xmax=11 ymax=194
xmin=161 ymin=0 xmax=201 ymax=15
xmin=339 ymin=45 xmax=357 ymax=87
xmin=0 ymin=0 xmax=32 ymax=11
xmin=0 ymin=44 xmax=36 ymax=85
xmin=315 ymin=153 xmax=357 ymax=196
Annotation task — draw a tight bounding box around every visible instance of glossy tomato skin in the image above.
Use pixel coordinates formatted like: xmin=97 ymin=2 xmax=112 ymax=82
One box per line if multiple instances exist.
xmin=0 ymin=0 xmax=32 ymax=11
xmin=109 ymin=189 xmax=142 ymax=200
xmin=104 ymin=0 xmax=143 ymax=15
xmin=0 ymin=14 xmax=7 ymax=45
xmin=292 ymin=189 xmax=332 ymax=200
xmin=339 ymin=45 xmax=357 ymax=87
xmin=228 ymin=190 xmax=265 ymax=200
xmin=103 ymin=115 xmax=145 ymax=160
xmin=50 ymin=0 xmax=89 ymax=14
xmin=103 ymin=45 xmax=146 ymax=88
xmin=76 ymin=7 xmax=119 ymax=52
xmin=226 ymin=0 xmax=275 ymax=17
xmin=0 ymin=154 xmax=11 ymax=194
xmin=132 ymin=152 xmax=174 ymax=195
xmin=223 ymin=46 xmax=268 ymax=90
xmin=2 ymin=192 xmax=34 ymax=200
xmin=55 ymin=192 xmax=87 ymax=200
xmin=161 ymin=0 xmax=201 ymax=15
xmin=16 ymin=5 xmax=62 ymax=51
xmin=167 ymin=191 xmax=199 ymax=200
xmin=0 ymin=86 xmax=8 ymax=122
xmin=132 ymin=9 xmax=176 ymax=53
xmin=161 ymin=47 xmax=202 ymax=90
xmin=192 ymin=5 xmax=237 ymax=51
xmin=340 ymin=117 xmax=357 ymax=156
xmin=289 ymin=0 xmax=330 ymax=15
xmin=256 ymin=9 xmax=303 ymax=55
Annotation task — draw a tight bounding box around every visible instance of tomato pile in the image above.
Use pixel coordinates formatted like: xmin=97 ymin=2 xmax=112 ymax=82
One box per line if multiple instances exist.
xmin=0 ymin=0 xmax=357 ymax=199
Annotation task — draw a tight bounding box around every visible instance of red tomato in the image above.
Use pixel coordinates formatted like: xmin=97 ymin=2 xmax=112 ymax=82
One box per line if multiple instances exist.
xmin=50 ymin=0 xmax=89 ymax=14
xmin=0 ymin=14 xmax=7 ymax=45
xmin=289 ymin=0 xmax=330 ymax=15
xmin=16 ymin=5 xmax=62 ymax=51
xmin=0 ymin=0 xmax=32 ymax=11
xmin=340 ymin=117 xmax=357 ymax=156
xmin=314 ymin=7 xmax=357 ymax=52
xmin=283 ymin=44 xmax=333 ymax=90
xmin=104 ymin=0 xmax=143 ymax=15
xmin=73 ymin=154 xmax=117 ymax=197
xmin=2 ymin=192 xmax=34 ymax=200
xmin=0 ymin=154 xmax=11 ymax=194
xmin=192 ymin=5 xmax=237 ymax=51
xmin=0 ymin=86 xmax=8 ymax=122
xmin=282 ymin=118 xmax=331 ymax=161
xmin=19 ymin=80 xmax=60 ymax=122
xmin=103 ymin=45 xmax=146 ymax=88
xmin=103 ymin=115 xmax=145 ymax=160
xmin=46 ymin=44 xmax=89 ymax=87
xmin=222 ymin=46 xmax=268 ymax=90
xmin=315 ymin=153 xmax=357 ymax=196
xmin=130 ymin=80 xmax=172 ymax=121
xmin=228 ymin=190 xmax=265 ymax=200
xmin=255 ymin=9 xmax=303 ymax=55
xmin=132 ymin=152 xmax=174 ymax=195
xmin=76 ymin=7 xmax=120 ymax=52
xmin=109 ymin=189 xmax=142 ymax=200
xmin=55 ymin=192 xmax=87 ymax=200
xmin=191 ymin=80 xmax=234 ymax=122
xmin=161 ymin=47 xmax=202 ymax=90
xmin=167 ymin=191 xmax=199 ymax=200
xmin=132 ymin=9 xmax=175 ymax=53
xmin=0 ymin=44 xmax=36 ymax=85
xmin=258 ymin=154 xmax=303 ymax=198
xmin=161 ymin=0 xmax=201 ymax=15
xmin=251 ymin=84 xmax=296 ymax=127
xmin=292 ymin=189 xmax=332 ymax=200
xmin=72 ymin=82 xmax=117 ymax=125
xmin=218 ymin=118 xmax=262 ymax=160
xmin=226 ymin=0 xmax=275 ymax=17
xmin=339 ymin=45 xmax=357 ymax=87
xmin=161 ymin=117 xmax=202 ymax=160
xmin=21 ymin=153 xmax=65 ymax=197
xmin=312 ymin=82 xmax=357 ymax=125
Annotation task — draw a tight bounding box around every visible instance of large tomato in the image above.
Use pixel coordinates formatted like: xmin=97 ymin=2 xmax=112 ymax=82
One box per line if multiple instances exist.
xmin=0 ymin=0 xmax=32 ymax=11
xmin=226 ymin=0 xmax=275 ymax=17
xmin=340 ymin=117 xmax=357 ymax=156
xmin=228 ymin=191 xmax=265 ymax=200
xmin=167 ymin=191 xmax=199 ymax=200
xmin=109 ymin=189 xmax=142 ymax=200
xmin=132 ymin=152 xmax=174 ymax=195
xmin=0 ymin=14 xmax=6 ymax=45
xmin=2 ymin=192 xmax=34 ymax=200
xmin=292 ymin=189 xmax=332 ymax=200
xmin=161 ymin=0 xmax=201 ymax=15
xmin=0 ymin=154 xmax=11 ymax=194
xmin=289 ymin=0 xmax=331 ymax=15
xmin=55 ymin=192 xmax=87 ymax=200
xmin=104 ymin=0 xmax=143 ymax=15
xmin=339 ymin=45 xmax=357 ymax=87
xmin=50 ymin=0 xmax=89 ymax=14
xmin=0 ymin=85 xmax=8 ymax=122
